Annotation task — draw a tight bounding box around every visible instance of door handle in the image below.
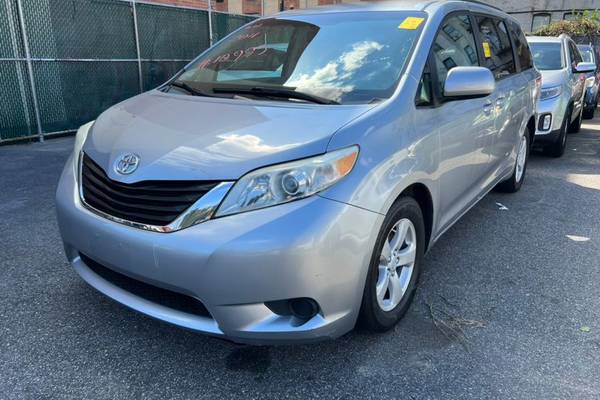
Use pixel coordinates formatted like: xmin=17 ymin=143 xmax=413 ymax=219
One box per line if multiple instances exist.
xmin=483 ymin=100 xmax=493 ymax=114
xmin=495 ymin=96 xmax=506 ymax=107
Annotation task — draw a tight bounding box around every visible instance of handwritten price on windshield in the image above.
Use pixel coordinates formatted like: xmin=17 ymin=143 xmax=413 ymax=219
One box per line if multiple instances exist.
xmin=197 ymin=46 xmax=270 ymax=69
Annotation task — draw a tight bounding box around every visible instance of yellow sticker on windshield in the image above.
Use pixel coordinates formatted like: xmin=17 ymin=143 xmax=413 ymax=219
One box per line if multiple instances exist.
xmin=482 ymin=41 xmax=492 ymax=58
xmin=399 ymin=17 xmax=424 ymax=30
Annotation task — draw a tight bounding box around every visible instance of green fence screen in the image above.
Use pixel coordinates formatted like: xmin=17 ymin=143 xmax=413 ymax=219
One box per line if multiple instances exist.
xmin=0 ymin=0 xmax=256 ymax=142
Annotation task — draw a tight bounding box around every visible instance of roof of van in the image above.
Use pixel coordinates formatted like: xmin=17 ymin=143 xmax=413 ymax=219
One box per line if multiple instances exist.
xmin=274 ymin=0 xmax=503 ymax=16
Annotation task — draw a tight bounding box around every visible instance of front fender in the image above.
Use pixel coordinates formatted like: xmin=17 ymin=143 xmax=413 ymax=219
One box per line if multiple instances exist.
xmin=320 ymin=89 xmax=439 ymax=223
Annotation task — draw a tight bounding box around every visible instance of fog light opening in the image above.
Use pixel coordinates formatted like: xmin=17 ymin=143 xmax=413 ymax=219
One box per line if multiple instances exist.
xmin=538 ymin=113 xmax=552 ymax=131
xmin=289 ymin=298 xmax=319 ymax=320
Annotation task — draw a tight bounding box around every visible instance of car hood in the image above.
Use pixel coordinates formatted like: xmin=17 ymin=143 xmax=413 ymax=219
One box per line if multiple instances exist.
xmin=83 ymin=91 xmax=372 ymax=182
xmin=540 ymin=69 xmax=566 ymax=88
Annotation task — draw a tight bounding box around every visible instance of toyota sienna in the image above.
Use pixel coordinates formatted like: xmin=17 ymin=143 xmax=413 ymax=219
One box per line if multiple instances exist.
xmin=56 ymin=0 xmax=539 ymax=344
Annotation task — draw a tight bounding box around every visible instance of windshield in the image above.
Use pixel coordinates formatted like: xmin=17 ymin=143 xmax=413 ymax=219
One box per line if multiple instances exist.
xmin=175 ymin=13 xmax=426 ymax=104
xmin=529 ymin=42 xmax=564 ymax=70
xmin=578 ymin=47 xmax=594 ymax=63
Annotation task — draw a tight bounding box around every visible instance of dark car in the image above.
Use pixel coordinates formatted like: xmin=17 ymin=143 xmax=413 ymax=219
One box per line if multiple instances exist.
xmin=577 ymin=44 xmax=600 ymax=118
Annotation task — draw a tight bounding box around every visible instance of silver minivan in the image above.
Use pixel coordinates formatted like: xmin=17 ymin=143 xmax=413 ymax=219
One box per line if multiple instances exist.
xmin=56 ymin=0 xmax=539 ymax=344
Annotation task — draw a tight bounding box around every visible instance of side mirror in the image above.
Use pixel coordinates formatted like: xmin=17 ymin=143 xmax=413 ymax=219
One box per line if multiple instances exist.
xmin=444 ymin=66 xmax=495 ymax=98
xmin=574 ymin=61 xmax=596 ymax=73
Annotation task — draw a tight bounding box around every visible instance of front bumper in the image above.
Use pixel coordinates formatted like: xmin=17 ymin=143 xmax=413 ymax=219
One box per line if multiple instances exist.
xmin=535 ymin=95 xmax=567 ymax=137
xmin=56 ymin=154 xmax=382 ymax=344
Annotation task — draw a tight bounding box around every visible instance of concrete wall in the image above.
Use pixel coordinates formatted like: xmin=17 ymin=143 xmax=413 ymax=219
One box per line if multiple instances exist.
xmin=480 ymin=0 xmax=600 ymax=31
xmin=148 ymin=0 xmax=600 ymax=32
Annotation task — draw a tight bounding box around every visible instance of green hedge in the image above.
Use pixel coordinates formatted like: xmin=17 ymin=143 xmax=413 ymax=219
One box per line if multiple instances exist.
xmin=533 ymin=12 xmax=600 ymax=36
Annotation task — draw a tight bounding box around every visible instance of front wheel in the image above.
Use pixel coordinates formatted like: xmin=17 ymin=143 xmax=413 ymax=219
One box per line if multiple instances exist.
xmin=583 ymin=98 xmax=597 ymax=119
xmin=583 ymin=108 xmax=595 ymax=119
xmin=496 ymin=131 xmax=530 ymax=193
xmin=544 ymin=109 xmax=569 ymax=158
xmin=358 ymin=197 xmax=425 ymax=332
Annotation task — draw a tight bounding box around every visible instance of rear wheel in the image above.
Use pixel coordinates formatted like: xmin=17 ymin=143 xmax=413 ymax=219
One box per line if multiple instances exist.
xmin=358 ymin=197 xmax=424 ymax=332
xmin=544 ymin=109 xmax=569 ymax=158
xmin=496 ymin=131 xmax=529 ymax=193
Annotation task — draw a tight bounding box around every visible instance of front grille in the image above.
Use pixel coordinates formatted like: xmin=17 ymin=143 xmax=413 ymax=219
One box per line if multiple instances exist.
xmin=80 ymin=254 xmax=212 ymax=318
xmin=81 ymin=153 xmax=218 ymax=226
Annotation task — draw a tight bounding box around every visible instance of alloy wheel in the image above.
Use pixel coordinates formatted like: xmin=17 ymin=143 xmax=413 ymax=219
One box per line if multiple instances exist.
xmin=515 ymin=135 xmax=527 ymax=183
xmin=376 ymin=218 xmax=417 ymax=312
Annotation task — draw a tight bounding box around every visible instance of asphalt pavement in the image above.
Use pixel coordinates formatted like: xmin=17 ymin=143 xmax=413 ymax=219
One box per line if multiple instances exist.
xmin=1 ymin=119 xmax=600 ymax=399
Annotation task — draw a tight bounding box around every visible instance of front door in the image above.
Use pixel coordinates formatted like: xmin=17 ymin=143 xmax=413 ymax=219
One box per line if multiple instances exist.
xmin=425 ymin=12 xmax=497 ymax=230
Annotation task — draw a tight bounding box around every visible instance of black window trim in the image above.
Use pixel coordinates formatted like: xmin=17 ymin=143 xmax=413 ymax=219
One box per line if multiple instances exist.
xmin=414 ymin=53 xmax=437 ymax=108
xmin=471 ymin=12 xmax=517 ymax=81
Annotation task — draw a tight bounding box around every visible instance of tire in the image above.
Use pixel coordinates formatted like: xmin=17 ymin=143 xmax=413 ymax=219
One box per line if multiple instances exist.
xmin=544 ymin=109 xmax=569 ymax=158
xmin=569 ymin=107 xmax=583 ymax=133
xmin=496 ymin=130 xmax=530 ymax=193
xmin=358 ymin=196 xmax=425 ymax=332
xmin=583 ymin=98 xmax=597 ymax=119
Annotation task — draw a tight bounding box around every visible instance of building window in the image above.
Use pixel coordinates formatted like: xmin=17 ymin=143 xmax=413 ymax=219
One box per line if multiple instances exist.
xmin=442 ymin=24 xmax=462 ymax=41
xmin=531 ymin=13 xmax=551 ymax=32
xmin=563 ymin=10 xmax=594 ymax=21
xmin=464 ymin=45 xmax=477 ymax=64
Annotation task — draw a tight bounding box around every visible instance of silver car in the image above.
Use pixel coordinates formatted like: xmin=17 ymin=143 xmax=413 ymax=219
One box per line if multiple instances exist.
xmin=56 ymin=0 xmax=538 ymax=344
xmin=527 ymin=35 xmax=596 ymax=157
xmin=577 ymin=43 xmax=600 ymax=119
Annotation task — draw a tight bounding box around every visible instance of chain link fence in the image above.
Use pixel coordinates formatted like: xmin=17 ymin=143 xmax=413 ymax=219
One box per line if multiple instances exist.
xmin=0 ymin=0 xmax=256 ymax=143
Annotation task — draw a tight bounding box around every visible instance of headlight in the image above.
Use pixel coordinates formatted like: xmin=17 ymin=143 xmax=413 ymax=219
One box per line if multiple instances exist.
xmin=72 ymin=121 xmax=94 ymax=173
xmin=540 ymin=86 xmax=562 ymax=100
xmin=74 ymin=121 xmax=94 ymax=156
xmin=215 ymin=145 xmax=359 ymax=217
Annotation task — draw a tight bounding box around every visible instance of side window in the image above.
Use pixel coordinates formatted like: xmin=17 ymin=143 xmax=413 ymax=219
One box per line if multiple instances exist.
xmin=475 ymin=15 xmax=516 ymax=79
xmin=568 ymin=41 xmax=583 ymax=67
xmin=430 ymin=14 xmax=479 ymax=96
xmin=508 ymin=21 xmax=533 ymax=71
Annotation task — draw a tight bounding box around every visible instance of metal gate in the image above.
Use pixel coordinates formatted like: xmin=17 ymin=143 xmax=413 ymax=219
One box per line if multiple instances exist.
xmin=0 ymin=0 xmax=255 ymax=143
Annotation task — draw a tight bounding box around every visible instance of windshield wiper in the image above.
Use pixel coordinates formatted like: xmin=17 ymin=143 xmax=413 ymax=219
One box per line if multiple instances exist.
xmin=168 ymin=80 xmax=219 ymax=98
xmin=212 ymin=86 xmax=340 ymax=105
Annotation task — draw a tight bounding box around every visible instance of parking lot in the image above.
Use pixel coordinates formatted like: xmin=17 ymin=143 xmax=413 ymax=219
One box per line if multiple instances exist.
xmin=1 ymin=119 xmax=600 ymax=399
